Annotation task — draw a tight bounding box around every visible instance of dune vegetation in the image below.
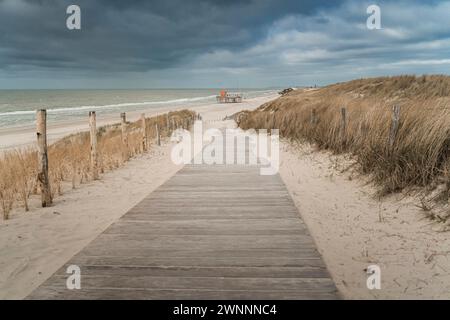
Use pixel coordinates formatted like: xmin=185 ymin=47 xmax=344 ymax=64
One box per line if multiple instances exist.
xmin=0 ymin=109 xmax=196 ymax=220
xmin=238 ymin=75 xmax=450 ymax=201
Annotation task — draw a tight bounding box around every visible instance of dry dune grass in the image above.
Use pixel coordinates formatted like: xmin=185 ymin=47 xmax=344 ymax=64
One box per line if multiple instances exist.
xmin=239 ymin=75 xmax=450 ymax=198
xmin=0 ymin=109 xmax=196 ymax=220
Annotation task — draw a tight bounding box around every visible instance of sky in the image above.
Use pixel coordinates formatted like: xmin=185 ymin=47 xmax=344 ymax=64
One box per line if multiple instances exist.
xmin=1 ymin=0 xmax=450 ymax=89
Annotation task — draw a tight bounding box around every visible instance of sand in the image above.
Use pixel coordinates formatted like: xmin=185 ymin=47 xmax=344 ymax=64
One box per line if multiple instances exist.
xmin=279 ymin=141 xmax=450 ymax=299
xmin=0 ymin=95 xmax=275 ymax=300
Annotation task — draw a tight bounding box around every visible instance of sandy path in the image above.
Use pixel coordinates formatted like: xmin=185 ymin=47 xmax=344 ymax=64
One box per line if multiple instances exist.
xmin=279 ymin=141 xmax=450 ymax=299
xmin=0 ymin=95 xmax=274 ymax=300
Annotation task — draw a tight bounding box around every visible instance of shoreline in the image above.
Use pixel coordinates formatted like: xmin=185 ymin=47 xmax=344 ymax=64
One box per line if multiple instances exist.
xmin=0 ymin=94 xmax=277 ymax=150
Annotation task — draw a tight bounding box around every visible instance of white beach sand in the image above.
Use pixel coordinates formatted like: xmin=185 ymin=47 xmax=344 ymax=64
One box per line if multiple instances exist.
xmin=0 ymin=95 xmax=275 ymax=299
xmin=279 ymin=141 xmax=450 ymax=299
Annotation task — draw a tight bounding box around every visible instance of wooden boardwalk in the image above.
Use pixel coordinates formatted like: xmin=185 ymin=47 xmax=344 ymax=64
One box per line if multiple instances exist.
xmin=28 ymin=162 xmax=339 ymax=299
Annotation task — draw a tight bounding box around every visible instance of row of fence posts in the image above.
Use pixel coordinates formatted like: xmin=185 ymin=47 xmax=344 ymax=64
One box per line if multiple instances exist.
xmin=35 ymin=110 xmax=200 ymax=208
xmin=307 ymin=105 xmax=400 ymax=150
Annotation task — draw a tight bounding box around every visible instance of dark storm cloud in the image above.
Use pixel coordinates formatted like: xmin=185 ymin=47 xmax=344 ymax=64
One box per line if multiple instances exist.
xmin=0 ymin=0 xmax=336 ymax=72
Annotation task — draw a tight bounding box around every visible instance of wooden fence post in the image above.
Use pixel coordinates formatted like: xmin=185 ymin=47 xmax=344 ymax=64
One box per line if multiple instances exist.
xmin=89 ymin=111 xmax=99 ymax=180
xmin=389 ymin=105 xmax=400 ymax=149
xmin=141 ymin=113 xmax=147 ymax=151
xmin=167 ymin=115 xmax=172 ymax=137
xmin=36 ymin=109 xmax=52 ymax=207
xmin=121 ymin=112 xmax=128 ymax=160
xmin=340 ymin=107 xmax=347 ymax=142
xmin=155 ymin=123 xmax=161 ymax=146
xmin=310 ymin=108 xmax=317 ymax=125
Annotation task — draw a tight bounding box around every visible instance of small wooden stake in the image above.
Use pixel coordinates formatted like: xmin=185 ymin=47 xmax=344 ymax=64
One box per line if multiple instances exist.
xmin=89 ymin=111 xmax=99 ymax=180
xmin=156 ymin=123 xmax=161 ymax=146
xmin=167 ymin=115 xmax=172 ymax=137
xmin=339 ymin=107 xmax=347 ymax=147
xmin=310 ymin=108 xmax=317 ymax=125
xmin=121 ymin=112 xmax=128 ymax=160
xmin=36 ymin=109 xmax=52 ymax=207
xmin=141 ymin=113 xmax=147 ymax=151
xmin=389 ymin=105 xmax=400 ymax=150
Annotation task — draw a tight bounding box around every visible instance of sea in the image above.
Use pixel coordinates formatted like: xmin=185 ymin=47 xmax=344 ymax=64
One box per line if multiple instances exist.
xmin=0 ymin=89 xmax=277 ymax=128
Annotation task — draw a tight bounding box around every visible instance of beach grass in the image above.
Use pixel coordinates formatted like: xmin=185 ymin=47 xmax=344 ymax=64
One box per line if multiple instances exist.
xmin=0 ymin=109 xmax=195 ymax=220
xmin=238 ymin=75 xmax=450 ymax=197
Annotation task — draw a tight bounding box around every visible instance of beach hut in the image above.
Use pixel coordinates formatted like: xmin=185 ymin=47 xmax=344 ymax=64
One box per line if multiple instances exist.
xmin=216 ymin=90 xmax=243 ymax=103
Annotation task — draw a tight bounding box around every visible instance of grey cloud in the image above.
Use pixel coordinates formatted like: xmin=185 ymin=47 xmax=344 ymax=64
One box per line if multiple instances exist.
xmin=0 ymin=0 xmax=335 ymax=72
xmin=0 ymin=0 xmax=449 ymax=88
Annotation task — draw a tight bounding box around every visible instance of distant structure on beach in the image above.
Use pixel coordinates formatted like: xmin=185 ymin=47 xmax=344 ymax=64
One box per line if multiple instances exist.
xmin=278 ymin=88 xmax=294 ymax=96
xmin=216 ymin=90 xmax=243 ymax=103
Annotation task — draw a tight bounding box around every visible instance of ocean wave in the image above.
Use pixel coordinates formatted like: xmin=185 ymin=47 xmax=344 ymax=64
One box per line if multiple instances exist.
xmin=0 ymin=94 xmax=217 ymax=117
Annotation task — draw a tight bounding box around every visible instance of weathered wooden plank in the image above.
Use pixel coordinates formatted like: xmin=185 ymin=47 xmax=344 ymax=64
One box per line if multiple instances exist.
xmin=131 ymin=201 xmax=295 ymax=208
xmin=40 ymin=275 xmax=338 ymax=293
xmin=124 ymin=205 xmax=299 ymax=213
xmin=105 ymin=219 xmax=307 ymax=235
xmin=27 ymin=287 xmax=338 ymax=300
xmin=80 ymin=247 xmax=321 ymax=259
xmin=122 ymin=213 xmax=300 ymax=221
xmin=68 ymin=256 xmax=326 ymax=268
xmin=53 ymin=265 xmax=330 ymax=279
xmin=145 ymin=192 xmax=291 ymax=199
xmin=159 ymin=187 xmax=286 ymax=191
xmin=82 ymin=235 xmax=316 ymax=255
xmin=79 ymin=248 xmax=321 ymax=259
